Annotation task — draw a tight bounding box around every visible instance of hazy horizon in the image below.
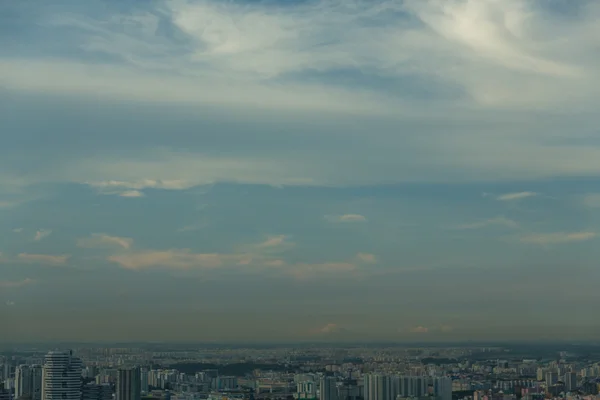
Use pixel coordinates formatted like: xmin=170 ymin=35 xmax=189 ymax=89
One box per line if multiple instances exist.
xmin=2 ymin=0 xmax=600 ymax=342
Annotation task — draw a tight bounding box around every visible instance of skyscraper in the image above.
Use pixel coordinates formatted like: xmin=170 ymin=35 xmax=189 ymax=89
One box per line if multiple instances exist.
xmin=15 ymin=365 xmax=42 ymax=400
xmin=82 ymin=383 xmax=112 ymax=400
xmin=116 ymin=368 xmax=141 ymax=400
xmin=41 ymin=351 xmax=83 ymax=400
xmin=564 ymin=372 xmax=577 ymax=392
xmin=320 ymin=377 xmax=337 ymax=400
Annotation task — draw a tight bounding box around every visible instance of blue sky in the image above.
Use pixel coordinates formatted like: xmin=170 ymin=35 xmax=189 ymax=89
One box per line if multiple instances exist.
xmin=1 ymin=0 xmax=600 ymax=342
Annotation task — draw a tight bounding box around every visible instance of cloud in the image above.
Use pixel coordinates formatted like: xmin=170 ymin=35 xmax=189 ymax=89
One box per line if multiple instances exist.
xmin=16 ymin=253 xmax=70 ymax=265
xmin=119 ymin=190 xmax=145 ymax=198
xmin=77 ymin=234 xmax=133 ymax=250
xmin=410 ymin=326 xmax=429 ymax=333
xmin=520 ymin=231 xmax=596 ymax=245
xmin=356 ymin=253 xmax=377 ymax=264
xmin=12 ymin=228 xmax=23 ymax=233
xmin=256 ymin=235 xmax=288 ymax=248
xmin=288 ymin=262 xmax=356 ymax=280
xmin=5 ymin=301 xmax=16 ymax=307
xmin=34 ymin=229 xmax=52 ymax=241
xmin=325 ymin=214 xmax=368 ymax=223
xmin=318 ymin=323 xmax=344 ymax=334
xmin=582 ymin=193 xmax=600 ymax=208
xmin=0 ymin=278 xmax=34 ymax=289
xmin=457 ymin=216 xmax=519 ymax=230
xmin=88 ymin=179 xmax=189 ymax=196
xmin=496 ymin=192 xmax=538 ymax=201
xmin=108 ymin=250 xmax=243 ymax=270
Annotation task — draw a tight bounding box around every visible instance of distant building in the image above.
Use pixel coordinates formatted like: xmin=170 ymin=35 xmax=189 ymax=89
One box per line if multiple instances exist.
xmin=82 ymin=383 xmax=113 ymax=400
xmin=320 ymin=377 xmax=337 ymax=400
xmin=564 ymin=372 xmax=577 ymax=392
xmin=42 ymin=351 xmax=83 ymax=400
xmin=15 ymin=365 xmax=42 ymax=400
xmin=117 ymin=368 xmax=141 ymax=400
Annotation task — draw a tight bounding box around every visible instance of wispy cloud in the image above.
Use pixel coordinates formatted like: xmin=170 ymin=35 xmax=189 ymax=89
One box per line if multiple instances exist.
xmin=77 ymin=234 xmax=133 ymax=250
xmin=88 ymin=179 xmax=189 ymax=196
xmin=109 ymin=250 xmax=244 ymax=270
xmin=12 ymin=228 xmax=23 ymax=233
xmin=496 ymin=192 xmax=538 ymax=201
xmin=16 ymin=253 xmax=70 ymax=265
xmin=457 ymin=216 xmax=519 ymax=230
xmin=582 ymin=193 xmax=600 ymax=208
xmin=520 ymin=231 xmax=596 ymax=245
xmin=0 ymin=278 xmax=34 ymax=289
xmin=34 ymin=229 xmax=52 ymax=241
xmin=325 ymin=214 xmax=368 ymax=223
xmin=356 ymin=253 xmax=377 ymax=264
xmin=119 ymin=190 xmax=145 ymax=198
xmin=410 ymin=326 xmax=429 ymax=333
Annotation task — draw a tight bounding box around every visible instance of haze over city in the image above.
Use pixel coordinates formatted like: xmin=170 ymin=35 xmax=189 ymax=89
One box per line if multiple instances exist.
xmin=2 ymin=0 xmax=600 ymax=342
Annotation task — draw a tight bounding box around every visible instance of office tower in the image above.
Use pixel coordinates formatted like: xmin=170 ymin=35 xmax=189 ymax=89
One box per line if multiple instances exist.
xmin=296 ymin=381 xmax=317 ymax=400
xmin=15 ymin=365 xmax=32 ymax=399
xmin=545 ymin=372 xmax=558 ymax=387
xmin=15 ymin=365 xmax=42 ymax=400
xmin=320 ymin=377 xmax=337 ymax=400
xmin=564 ymin=372 xmax=577 ymax=392
xmin=364 ymin=374 xmax=395 ymax=400
xmin=82 ymin=383 xmax=112 ymax=400
xmin=140 ymin=369 xmax=148 ymax=394
xmin=216 ymin=376 xmax=237 ymax=390
xmin=42 ymin=351 xmax=83 ymax=400
xmin=431 ymin=377 xmax=452 ymax=400
xmin=116 ymin=368 xmax=141 ymax=400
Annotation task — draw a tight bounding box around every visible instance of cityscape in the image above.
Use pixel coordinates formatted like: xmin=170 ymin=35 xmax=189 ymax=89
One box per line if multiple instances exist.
xmin=2 ymin=344 xmax=600 ymax=400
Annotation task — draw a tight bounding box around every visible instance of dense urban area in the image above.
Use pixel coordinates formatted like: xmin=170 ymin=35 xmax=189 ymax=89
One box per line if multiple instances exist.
xmin=2 ymin=344 xmax=600 ymax=400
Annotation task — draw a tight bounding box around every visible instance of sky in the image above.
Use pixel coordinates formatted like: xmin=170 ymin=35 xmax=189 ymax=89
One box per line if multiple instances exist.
xmin=1 ymin=0 xmax=600 ymax=343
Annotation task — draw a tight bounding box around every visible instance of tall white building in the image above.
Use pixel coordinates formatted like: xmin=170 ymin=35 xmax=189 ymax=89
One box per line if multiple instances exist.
xmin=41 ymin=351 xmax=83 ymax=400
xmin=15 ymin=365 xmax=43 ymax=400
xmin=320 ymin=377 xmax=338 ymax=400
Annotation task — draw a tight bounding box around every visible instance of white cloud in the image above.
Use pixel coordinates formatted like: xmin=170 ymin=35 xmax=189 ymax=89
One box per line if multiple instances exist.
xmin=318 ymin=323 xmax=344 ymax=334
xmin=0 ymin=278 xmax=34 ymax=289
xmin=1 ymin=0 xmax=600 ymax=189
xmin=12 ymin=228 xmax=23 ymax=233
xmin=520 ymin=231 xmax=596 ymax=245
xmin=108 ymin=250 xmax=244 ymax=270
xmin=5 ymin=301 xmax=16 ymax=307
xmin=34 ymin=229 xmax=52 ymax=241
xmin=325 ymin=214 xmax=368 ymax=223
xmin=496 ymin=192 xmax=538 ymax=201
xmin=119 ymin=190 xmax=145 ymax=198
xmin=16 ymin=253 xmax=70 ymax=265
xmin=256 ymin=235 xmax=288 ymax=248
xmin=582 ymin=193 xmax=600 ymax=208
xmin=356 ymin=253 xmax=377 ymax=264
xmin=410 ymin=326 xmax=429 ymax=333
xmin=77 ymin=234 xmax=133 ymax=250
xmin=457 ymin=216 xmax=519 ymax=230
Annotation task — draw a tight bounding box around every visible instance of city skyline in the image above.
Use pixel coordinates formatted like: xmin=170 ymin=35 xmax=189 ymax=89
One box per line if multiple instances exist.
xmin=2 ymin=0 xmax=600 ymax=342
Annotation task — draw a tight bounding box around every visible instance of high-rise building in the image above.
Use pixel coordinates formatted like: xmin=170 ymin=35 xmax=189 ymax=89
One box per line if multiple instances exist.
xmin=320 ymin=377 xmax=337 ymax=400
xmin=1 ymin=389 xmax=12 ymax=400
xmin=564 ymin=372 xmax=577 ymax=392
xmin=15 ymin=365 xmax=42 ymax=400
xmin=545 ymin=372 xmax=558 ymax=387
xmin=41 ymin=351 xmax=83 ymax=400
xmin=139 ymin=369 xmax=148 ymax=394
xmin=116 ymin=368 xmax=140 ymax=400
xmin=82 ymin=383 xmax=112 ymax=400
